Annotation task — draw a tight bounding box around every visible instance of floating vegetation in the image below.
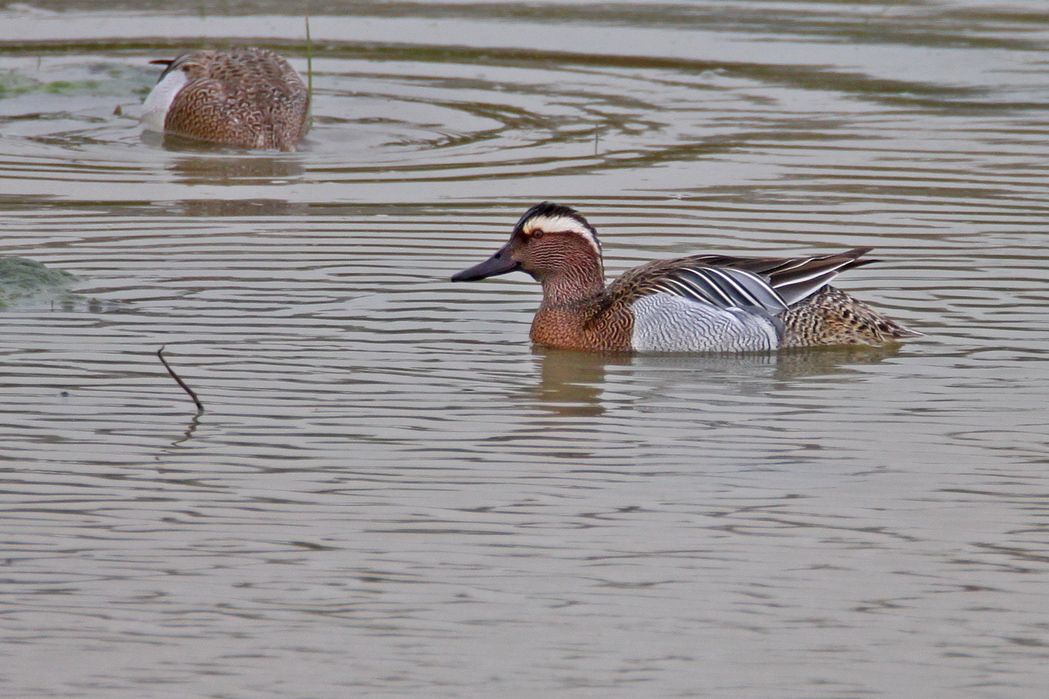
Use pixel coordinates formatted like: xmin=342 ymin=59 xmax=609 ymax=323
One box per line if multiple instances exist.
xmin=0 ymin=71 xmax=37 ymax=98
xmin=0 ymin=70 xmax=100 ymax=97
xmin=0 ymin=256 xmax=78 ymax=308
xmin=0 ymin=64 xmax=154 ymax=100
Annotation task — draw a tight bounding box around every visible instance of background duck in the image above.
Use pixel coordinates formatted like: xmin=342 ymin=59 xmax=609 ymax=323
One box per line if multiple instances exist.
xmin=141 ymin=47 xmax=310 ymax=151
xmin=452 ymin=202 xmax=920 ymax=353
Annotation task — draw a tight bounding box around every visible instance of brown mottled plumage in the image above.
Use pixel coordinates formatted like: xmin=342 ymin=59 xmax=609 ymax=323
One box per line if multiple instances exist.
xmin=143 ymin=47 xmax=309 ymax=151
xmin=452 ymin=202 xmax=920 ymax=353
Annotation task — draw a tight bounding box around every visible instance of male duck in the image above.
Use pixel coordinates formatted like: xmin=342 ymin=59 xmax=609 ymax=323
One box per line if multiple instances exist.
xmin=452 ymin=202 xmax=920 ymax=352
xmin=142 ymin=47 xmax=310 ymax=151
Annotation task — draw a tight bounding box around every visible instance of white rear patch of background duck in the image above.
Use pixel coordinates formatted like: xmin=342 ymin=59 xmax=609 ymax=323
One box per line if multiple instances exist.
xmin=141 ymin=69 xmax=188 ymax=133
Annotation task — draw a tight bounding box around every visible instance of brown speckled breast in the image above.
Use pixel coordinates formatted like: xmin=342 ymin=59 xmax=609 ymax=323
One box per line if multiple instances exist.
xmin=530 ymin=297 xmax=635 ymax=352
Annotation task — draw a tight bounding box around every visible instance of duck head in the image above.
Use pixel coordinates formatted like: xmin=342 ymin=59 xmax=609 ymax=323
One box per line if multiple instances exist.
xmin=451 ymin=202 xmax=605 ymax=286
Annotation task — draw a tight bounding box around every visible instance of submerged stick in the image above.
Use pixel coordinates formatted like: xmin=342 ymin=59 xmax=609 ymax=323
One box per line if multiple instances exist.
xmin=157 ymin=345 xmax=204 ymax=412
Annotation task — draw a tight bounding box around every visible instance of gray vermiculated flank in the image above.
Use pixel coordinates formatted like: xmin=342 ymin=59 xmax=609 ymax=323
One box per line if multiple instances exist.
xmin=630 ymin=293 xmax=780 ymax=352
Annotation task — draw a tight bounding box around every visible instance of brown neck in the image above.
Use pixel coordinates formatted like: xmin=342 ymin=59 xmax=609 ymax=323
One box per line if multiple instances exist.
xmin=536 ymin=258 xmax=606 ymax=309
xmin=529 ymin=260 xmax=633 ymax=351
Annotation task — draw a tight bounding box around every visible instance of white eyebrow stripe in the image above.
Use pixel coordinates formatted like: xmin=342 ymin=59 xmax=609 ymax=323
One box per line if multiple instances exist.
xmin=524 ymin=214 xmax=602 ymax=257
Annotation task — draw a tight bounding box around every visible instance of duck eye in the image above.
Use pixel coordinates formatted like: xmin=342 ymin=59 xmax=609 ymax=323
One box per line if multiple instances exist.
xmin=532 ymin=230 xmax=545 ymax=239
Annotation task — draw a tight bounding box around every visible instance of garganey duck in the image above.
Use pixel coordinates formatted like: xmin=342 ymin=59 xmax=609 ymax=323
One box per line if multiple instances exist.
xmin=452 ymin=202 xmax=920 ymax=352
xmin=142 ymin=47 xmax=309 ymax=151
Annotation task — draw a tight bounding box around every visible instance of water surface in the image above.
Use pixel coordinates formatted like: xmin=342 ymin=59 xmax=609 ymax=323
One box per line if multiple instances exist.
xmin=1 ymin=1 xmax=1048 ymax=697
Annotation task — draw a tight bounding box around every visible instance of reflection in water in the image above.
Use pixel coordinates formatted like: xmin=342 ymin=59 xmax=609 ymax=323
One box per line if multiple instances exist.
xmin=169 ymin=408 xmax=202 ymax=446
xmin=164 ymin=148 xmax=309 ymax=216
xmin=144 ymin=128 xmax=307 ymax=177
xmin=165 ymin=152 xmax=305 ymax=185
xmin=172 ymin=195 xmax=310 ymax=217
xmin=530 ymin=347 xmax=629 ymax=415
xmin=631 ymin=342 xmax=910 ymax=381
xmin=772 ymin=343 xmax=909 ymax=379
xmin=532 ymin=342 xmax=907 ymax=415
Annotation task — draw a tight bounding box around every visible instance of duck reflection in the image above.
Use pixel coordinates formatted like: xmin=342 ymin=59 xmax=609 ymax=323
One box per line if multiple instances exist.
xmin=161 ymin=144 xmax=305 ymax=181
xmin=146 ymin=137 xmax=309 ymax=216
xmin=172 ymin=195 xmax=309 ymax=218
xmin=629 ymin=342 xmax=907 ymax=380
xmin=530 ymin=346 xmax=630 ymax=416
xmin=529 ymin=342 xmax=908 ymax=415
xmin=769 ymin=343 xmax=907 ymax=380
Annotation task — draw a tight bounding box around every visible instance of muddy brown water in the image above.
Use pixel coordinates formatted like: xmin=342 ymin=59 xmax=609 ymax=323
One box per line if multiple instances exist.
xmin=1 ymin=2 xmax=1048 ymax=696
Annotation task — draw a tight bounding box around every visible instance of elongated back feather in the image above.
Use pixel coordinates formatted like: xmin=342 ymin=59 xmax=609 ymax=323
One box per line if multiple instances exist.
xmin=612 ymin=247 xmax=876 ymax=311
xmin=645 ymin=266 xmax=788 ymax=314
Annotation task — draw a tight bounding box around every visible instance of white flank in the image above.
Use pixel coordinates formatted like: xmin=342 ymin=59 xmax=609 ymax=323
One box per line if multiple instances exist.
xmin=140 ymin=69 xmax=188 ymax=133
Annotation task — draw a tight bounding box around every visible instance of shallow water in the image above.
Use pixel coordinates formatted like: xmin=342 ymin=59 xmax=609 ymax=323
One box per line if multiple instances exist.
xmin=1 ymin=1 xmax=1048 ymax=696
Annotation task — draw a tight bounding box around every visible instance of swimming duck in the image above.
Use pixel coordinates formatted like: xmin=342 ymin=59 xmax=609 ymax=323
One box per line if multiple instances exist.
xmin=452 ymin=202 xmax=920 ymax=352
xmin=142 ymin=47 xmax=309 ymax=151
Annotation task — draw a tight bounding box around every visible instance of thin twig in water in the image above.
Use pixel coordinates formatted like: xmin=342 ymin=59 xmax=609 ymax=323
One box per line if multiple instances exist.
xmin=157 ymin=345 xmax=204 ymax=412
xmin=305 ymin=15 xmax=313 ymax=127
